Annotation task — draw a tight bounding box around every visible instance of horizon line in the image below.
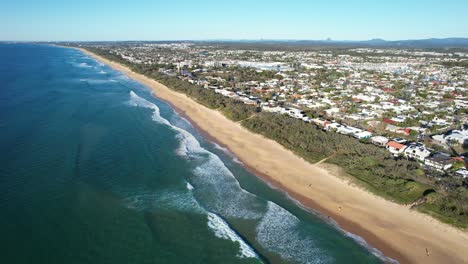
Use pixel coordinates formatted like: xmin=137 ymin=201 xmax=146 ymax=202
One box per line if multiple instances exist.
xmin=2 ymin=36 xmax=468 ymax=43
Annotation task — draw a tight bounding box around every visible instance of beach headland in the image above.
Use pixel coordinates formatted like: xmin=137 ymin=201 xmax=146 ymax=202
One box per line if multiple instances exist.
xmin=77 ymin=47 xmax=468 ymax=264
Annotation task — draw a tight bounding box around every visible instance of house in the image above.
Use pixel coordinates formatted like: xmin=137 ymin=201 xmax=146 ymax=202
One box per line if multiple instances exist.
xmin=425 ymin=153 xmax=453 ymax=171
xmin=286 ymin=108 xmax=305 ymax=119
xmin=455 ymin=168 xmax=468 ymax=178
xmin=310 ymin=118 xmax=330 ymax=128
xmin=371 ymin=136 xmax=389 ymax=147
xmin=403 ymin=145 xmax=431 ymax=162
xmin=324 ymin=122 xmax=343 ymax=132
xmin=354 ymin=131 xmax=373 ymax=140
xmin=347 ymin=126 xmax=364 ymax=135
xmin=262 ymin=106 xmax=282 ymax=113
xmin=393 ymin=137 xmax=407 ymax=144
xmin=386 ymin=124 xmax=399 ymax=132
xmin=337 ymin=126 xmax=354 ymax=135
xmin=383 ymin=118 xmax=397 ymax=125
xmin=386 ymin=141 xmax=407 ymax=156
xmin=444 ymin=128 xmax=468 ymax=145
xmin=396 ymin=128 xmax=411 ymax=136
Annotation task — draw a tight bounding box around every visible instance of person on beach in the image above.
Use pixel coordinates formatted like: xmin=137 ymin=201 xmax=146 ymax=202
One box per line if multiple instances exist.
xmin=425 ymin=247 xmax=430 ymax=256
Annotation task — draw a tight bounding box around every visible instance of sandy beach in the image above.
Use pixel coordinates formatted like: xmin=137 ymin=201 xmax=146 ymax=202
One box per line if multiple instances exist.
xmin=79 ymin=47 xmax=468 ymax=264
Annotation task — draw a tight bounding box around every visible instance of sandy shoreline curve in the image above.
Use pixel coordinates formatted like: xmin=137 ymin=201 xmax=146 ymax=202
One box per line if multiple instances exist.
xmin=76 ymin=47 xmax=468 ymax=264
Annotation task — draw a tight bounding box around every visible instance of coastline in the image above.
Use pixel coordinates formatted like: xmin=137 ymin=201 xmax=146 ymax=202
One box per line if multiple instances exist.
xmin=76 ymin=47 xmax=468 ymax=264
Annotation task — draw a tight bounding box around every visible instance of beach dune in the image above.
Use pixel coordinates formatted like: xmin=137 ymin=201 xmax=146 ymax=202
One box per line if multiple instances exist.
xmin=79 ymin=48 xmax=468 ymax=264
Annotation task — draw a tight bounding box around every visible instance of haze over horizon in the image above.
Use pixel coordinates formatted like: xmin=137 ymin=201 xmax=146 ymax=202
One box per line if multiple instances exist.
xmin=1 ymin=0 xmax=467 ymax=41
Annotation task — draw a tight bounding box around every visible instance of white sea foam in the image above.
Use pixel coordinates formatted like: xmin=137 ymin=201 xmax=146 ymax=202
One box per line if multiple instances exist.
xmin=232 ymin=157 xmax=244 ymax=165
xmin=256 ymin=202 xmax=331 ymax=264
xmin=212 ymin=142 xmax=229 ymax=153
xmin=191 ymin=155 xmax=263 ymax=219
xmin=212 ymin=142 xmax=244 ymax=165
xmin=121 ymin=189 xmax=203 ymax=213
xmin=77 ymin=62 xmax=92 ymax=68
xmin=279 ymin=190 xmax=399 ymax=263
xmin=344 ymin=232 xmax=399 ymax=264
xmin=207 ymin=212 xmax=258 ymax=259
xmin=98 ymin=70 xmax=107 ymax=74
xmin=128 ymin=90 xmax=263 ymax=220
xmin=122 ymin=187 xmax=259 ymax=260
xmin=79 ymin=78 xmax=113 ymax=84
xmin=127 ymin=91 xmax=393 ymax=263
xmin=129 ymin=91 xmax=171 ymax=126
xmin=186 ymin=182 xmax=194 ymax=191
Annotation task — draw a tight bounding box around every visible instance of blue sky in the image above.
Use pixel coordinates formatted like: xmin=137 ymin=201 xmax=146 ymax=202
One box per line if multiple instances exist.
xmin=1 ymin=0 xmax=467 ymax=41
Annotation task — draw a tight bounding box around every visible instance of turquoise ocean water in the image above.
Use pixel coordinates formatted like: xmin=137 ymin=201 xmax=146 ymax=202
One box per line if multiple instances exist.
xmin=0 ymin=44 xmax=390 ymax=264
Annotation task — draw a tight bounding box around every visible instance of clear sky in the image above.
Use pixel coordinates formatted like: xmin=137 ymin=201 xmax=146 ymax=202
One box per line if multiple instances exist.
xmin=1 ymin=0 xmax=467 ymax=41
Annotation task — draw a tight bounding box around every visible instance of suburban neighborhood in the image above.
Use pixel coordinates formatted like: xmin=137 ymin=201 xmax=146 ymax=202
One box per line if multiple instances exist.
xmin=84 ymin=42 xmax=468 ymax=180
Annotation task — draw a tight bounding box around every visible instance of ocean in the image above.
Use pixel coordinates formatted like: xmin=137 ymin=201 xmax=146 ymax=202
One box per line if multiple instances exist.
xmin=0 ymin=44 xmax=387 ymax=264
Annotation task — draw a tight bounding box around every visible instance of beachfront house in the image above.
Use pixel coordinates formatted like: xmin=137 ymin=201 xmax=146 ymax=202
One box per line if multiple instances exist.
xmin=386 ymin=141 xmax=407 ymax=156
xmin=455 ymin=168 xmax=468 ymax=178
xmin=353 ymin=131 xmax=373 ymax=140
xmin=336 ymin=126 xmax=355 ymax=135
xmin=424 ymin=152 xmax=453 ymax=171
xmin=286 ymin=108 xmax=305 ymax=119
xmin=310 ymin=118 xmax=330 ymax=128
xmin=444 ymin=128 xmax=468 ymax=146
xmin=371 ymin=136 xmax=389 ymax=147
xmin=403 ymin=145 xmax=431 ymax=162
xmin=324 ymin=122 xmax=343 ymax=132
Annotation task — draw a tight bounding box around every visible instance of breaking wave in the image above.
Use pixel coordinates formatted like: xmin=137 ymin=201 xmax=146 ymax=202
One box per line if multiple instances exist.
xmin=128 ymin=90 xmax=263 ymax=219
xmin=79 ymin=78 xmax=114 ymax=84
xmin=121 ymin=189 xmax=204 ymax=214
xmin=76 ymin=62 xmax=92 ymax=68
xmin=207 ymin=212 xmax=258 ymax=259
xmin=186 ymin=181 xmax=194 ymax=191
xmin=126 ymin=90 xmax=389 ymax=264
xmin=256 ymin=202 xmax=331 ymax=264
xmin=128 ymin=91 xmax=261 ymax=259
xmin=344 ymin=232 xmax=399 ymax=264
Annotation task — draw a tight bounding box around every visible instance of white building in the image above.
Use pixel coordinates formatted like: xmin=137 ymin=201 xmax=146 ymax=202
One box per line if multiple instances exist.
xmin=403 ymin=145 xmax=431 ymax=162
xmin=425 ymin=153 xmax=453 ymax=171
xmin=371 ymin=136 xmax=389 ymax=147
xmin=354 ymin=131 xmax=373 ymax=140
xmin=386 ymin=141 xmax=407 ymax=156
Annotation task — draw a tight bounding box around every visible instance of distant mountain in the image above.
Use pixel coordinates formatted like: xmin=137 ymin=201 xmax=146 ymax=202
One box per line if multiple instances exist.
xmin=383 ymin=38 xmax=468 ymax=48
xmin=363 ymin=38 xmax=387 ymax=44
xmin=196 ymin=38 xmax=468 ymax=49
xmin=45 ymin=38 xmax=468 ymax=49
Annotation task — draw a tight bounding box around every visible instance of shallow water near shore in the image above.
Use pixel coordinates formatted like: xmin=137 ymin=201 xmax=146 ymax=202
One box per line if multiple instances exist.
xmin=0 ymin=44 xmax=387 ymax=263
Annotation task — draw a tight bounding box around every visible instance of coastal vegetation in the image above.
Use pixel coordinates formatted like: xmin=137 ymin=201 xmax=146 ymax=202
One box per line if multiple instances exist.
xmin=242 ymin=112 xmax=467 ymax=227
xmin=242 ymin=113 xmax=426 ymax=202
xmin=82 ymin=46 xmax=468 ymax=228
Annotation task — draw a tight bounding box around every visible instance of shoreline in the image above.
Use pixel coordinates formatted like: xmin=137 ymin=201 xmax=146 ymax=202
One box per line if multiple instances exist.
xmin=76 ymin=47 xmax=468 ymax=264
xmin=179 ymin=114 xmax=407 ymax=263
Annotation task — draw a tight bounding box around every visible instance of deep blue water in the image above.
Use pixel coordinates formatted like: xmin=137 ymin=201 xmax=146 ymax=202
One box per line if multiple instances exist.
xmin=0 ymin=44 xmax=387 ymax=264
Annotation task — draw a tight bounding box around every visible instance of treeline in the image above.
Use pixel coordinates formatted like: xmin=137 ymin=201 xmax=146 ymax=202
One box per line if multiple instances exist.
xmin=242 ymin=112 xmax=468 ymax=227
xmin=242 ymin=113 xmax=423 ymax=201
xmin=83 ymin=46 xmax=467 ymax=228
